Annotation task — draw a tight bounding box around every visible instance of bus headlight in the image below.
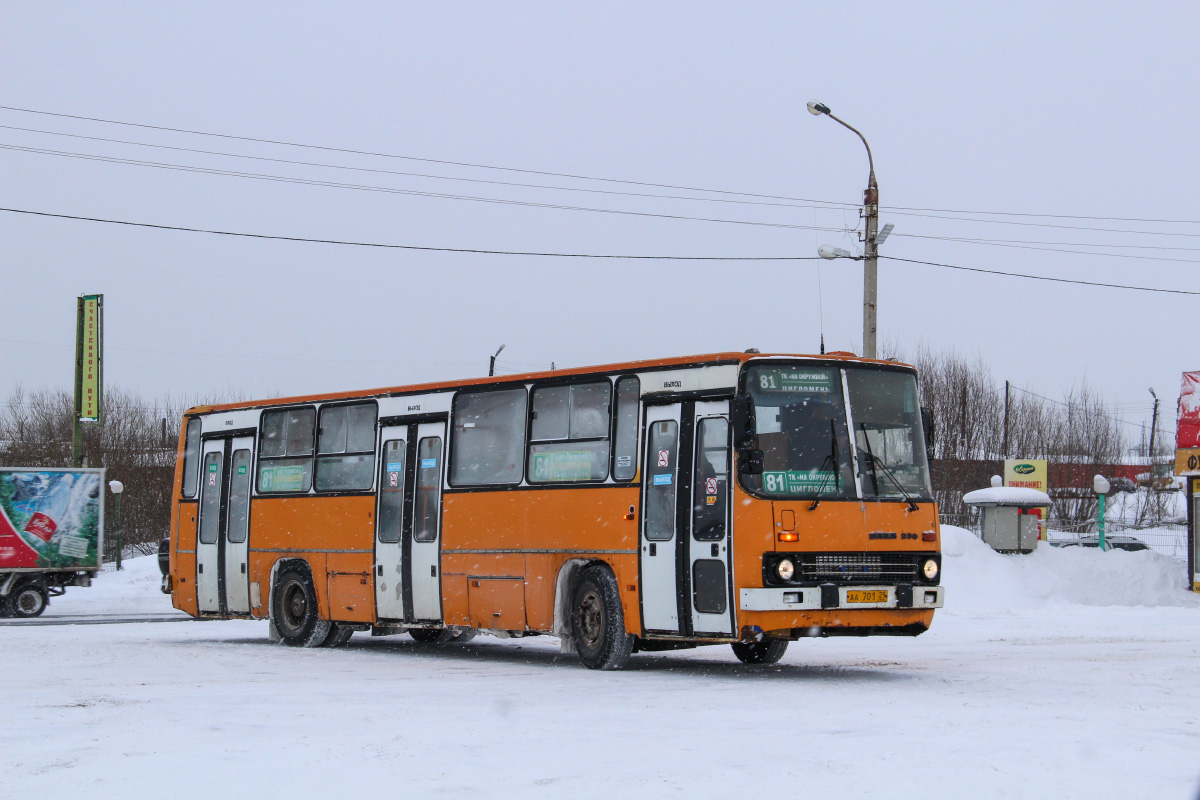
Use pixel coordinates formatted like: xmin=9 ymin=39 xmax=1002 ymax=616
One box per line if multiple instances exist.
xmin=776 ymin=559 xmax=795 ymax=581
xmin=921 ymin=558 xmax=939 ymax=581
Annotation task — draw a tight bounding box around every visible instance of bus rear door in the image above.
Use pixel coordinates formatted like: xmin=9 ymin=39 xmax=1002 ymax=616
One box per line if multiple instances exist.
xmin=374 ymin=418 xmax=447 ymax=624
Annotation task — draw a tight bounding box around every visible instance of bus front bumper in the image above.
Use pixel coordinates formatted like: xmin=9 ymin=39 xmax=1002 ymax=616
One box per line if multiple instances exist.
xmin=739 ymin=585 xmax=944 ymax=612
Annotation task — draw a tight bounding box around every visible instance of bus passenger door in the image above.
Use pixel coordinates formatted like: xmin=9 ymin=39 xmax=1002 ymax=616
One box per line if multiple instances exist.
xmin=408 ymin=421 xmax=446 ymax=623
xmin=640 ymin=403 xmax=684 ymax=634
xmin=196 ymin=437 xmax=228 ymax=614
xmin=374 ymin=427 xmax=407 ymax=621
xmin=222 ymin=436 xmax=255 ymax=614
xmin=688 ymin=402 xmax=733 ymax=636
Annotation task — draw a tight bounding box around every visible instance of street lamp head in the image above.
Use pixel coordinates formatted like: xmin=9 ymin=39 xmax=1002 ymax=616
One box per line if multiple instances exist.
xmin=807 ymin=100 xmax=831 ymax=116
xmin=108 ymin=480 xmax=124 ymax=495
xmin=818 ymin=244 xmax=853 ymax=260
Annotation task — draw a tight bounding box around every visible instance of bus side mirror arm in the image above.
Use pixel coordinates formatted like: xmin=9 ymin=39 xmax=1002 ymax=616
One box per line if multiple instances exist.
xmin=730 ymin=396 xmax=756 ymax=449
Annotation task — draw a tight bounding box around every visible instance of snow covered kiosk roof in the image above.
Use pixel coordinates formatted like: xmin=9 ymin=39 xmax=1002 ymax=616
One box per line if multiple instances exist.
xmin=963 ymin=486 xmax=1052 ymax=507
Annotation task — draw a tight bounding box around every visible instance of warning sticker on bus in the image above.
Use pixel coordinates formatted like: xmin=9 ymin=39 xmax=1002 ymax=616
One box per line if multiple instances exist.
xmin=762 ymin=470 xmax=839 ymax=495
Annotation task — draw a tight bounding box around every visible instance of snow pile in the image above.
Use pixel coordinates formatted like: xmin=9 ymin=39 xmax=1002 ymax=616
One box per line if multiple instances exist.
xmin=45 ymin=554 xmax=181 ymax=617
xmin=940 ymin=524 xmax=1200 ymax=613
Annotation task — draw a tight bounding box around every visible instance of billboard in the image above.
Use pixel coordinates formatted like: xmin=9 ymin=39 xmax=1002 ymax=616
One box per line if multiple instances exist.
xmin=0 ymin=469 xmax=104 ymax=570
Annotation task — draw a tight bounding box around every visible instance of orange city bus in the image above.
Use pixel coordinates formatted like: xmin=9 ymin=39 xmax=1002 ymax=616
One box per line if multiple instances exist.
xmin=166 ymin=351 xmax=943 ymax=669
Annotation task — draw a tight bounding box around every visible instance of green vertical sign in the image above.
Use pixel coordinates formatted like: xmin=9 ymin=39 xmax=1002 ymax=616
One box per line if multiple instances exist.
xmin=72 ymin=294 xmax=103 ymax=468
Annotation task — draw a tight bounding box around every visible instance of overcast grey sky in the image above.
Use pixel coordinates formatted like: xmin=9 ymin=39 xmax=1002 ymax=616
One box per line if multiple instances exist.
xmin=2 ymin=2 xmax=1195 ymax=445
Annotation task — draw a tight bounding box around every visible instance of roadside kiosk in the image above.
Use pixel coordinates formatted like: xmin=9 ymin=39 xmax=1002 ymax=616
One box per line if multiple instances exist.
xmin=964 ymin=477 xmax=1052 ymax=554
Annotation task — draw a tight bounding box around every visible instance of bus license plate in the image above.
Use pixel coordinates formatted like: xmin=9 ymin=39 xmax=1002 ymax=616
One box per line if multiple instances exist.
xmin=846 ymin=590 xmax=888 ymax=604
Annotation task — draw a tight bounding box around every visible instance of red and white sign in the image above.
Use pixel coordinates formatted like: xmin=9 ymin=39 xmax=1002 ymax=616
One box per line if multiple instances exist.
xmin=208 ymin=472 xmax=217 ymax=487
xmin=705 ymin=478 xmax=718 ymax=496
xmin=657 ymin=450 xmax=670 ymax=467
xmin=388 ymin=472 xmax=399 ymax=487
xmin=1179 ymin=371 xmax=1200 ymax=449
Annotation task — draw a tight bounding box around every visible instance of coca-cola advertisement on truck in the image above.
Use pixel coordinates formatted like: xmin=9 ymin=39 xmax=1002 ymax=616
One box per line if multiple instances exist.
xmin=0 ymin=469 xmax=104 ymax=570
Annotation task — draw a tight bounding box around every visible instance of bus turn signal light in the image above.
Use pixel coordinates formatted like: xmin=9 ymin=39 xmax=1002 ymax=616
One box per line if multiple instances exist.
xmin=922 ymin=532 xmax=937 ymax=542
xmin=778 ymin=532 xmax=799 ymax=542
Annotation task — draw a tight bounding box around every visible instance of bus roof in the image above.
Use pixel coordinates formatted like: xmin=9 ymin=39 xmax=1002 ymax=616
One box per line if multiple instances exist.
xmin=186 ymin=350 xmax=911 ymax=416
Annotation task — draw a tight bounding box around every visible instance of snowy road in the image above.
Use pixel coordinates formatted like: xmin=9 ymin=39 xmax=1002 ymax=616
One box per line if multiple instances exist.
xmin=5 ymin=532 xmax=1200 ymax=798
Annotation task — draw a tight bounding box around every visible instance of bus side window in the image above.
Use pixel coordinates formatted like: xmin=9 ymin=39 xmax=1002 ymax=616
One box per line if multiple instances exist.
xmin=528 ymin=381 xmax=612 ymax=483
xmin=315 ymin=402 xmax=377 ymax=492
xmin=450 ymin=388 xmax=528 ymax=486
xmin=612 ymin=376 xmax=640 ymax=481
xmin=257 ymin=407 xmax=316 ymax=493
xmin=181 ymin=417 xmax=201 ymax=498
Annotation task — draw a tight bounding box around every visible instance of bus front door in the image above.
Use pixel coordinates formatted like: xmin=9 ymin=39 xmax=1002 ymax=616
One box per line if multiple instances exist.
xmin=374 ymin=419 xmax=446 ymax=624
xmin=688 ymin=402 xmax=733 ymax=636
xmin=639 ymin=401 xmax=734 ymax=637
xmin=222 ymin=437 xmax=254 ymax=614
xmin=196 ymin=437 xmax=226 ymax=614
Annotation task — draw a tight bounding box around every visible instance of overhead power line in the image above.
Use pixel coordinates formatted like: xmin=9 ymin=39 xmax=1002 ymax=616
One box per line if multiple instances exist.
xmin=883 ymin=256 xmax=1198 ymax=296
xmin=0 ymin=207 xmax=820 ymax=260
xmin=0 ymin=123 xmax=854 ymax=214
xmin=1008 ymin=384 xmax=1175 ymax=438
xmin=3 ymin=207 xmax=1196 ymax=297
xmin=4 ymin=104 xmax=1198 ymax=227
xmin=0 ymin=142 xmax=851 ymax=235
xmin=5 ymin=139 xmax=1198 ymax=263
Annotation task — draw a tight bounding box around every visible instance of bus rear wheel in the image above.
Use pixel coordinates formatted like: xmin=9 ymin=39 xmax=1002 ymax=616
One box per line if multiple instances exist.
xmin=571 ymin=566 xmax=634 ymax=670
xmin=272 ymin=567 xmax=331 ymax=647
xmin=731 ymin=638 xmax=789 ymax=665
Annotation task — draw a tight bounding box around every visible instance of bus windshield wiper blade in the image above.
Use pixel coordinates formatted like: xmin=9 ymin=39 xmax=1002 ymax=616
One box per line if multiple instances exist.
xmin=858 ymin=424 xmax=918 ymax=511
xmin=808 ymin=420 xmax=840 ymax=511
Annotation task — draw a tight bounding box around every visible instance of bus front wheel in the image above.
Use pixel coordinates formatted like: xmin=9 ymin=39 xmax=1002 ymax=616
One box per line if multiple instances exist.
xmin=731 ymin=638 xmax=789 ymax=665
xmin=272 ymin=567 xmax=332 ymax=647
xmin=571 ymin=566 xmax=634 ymax=670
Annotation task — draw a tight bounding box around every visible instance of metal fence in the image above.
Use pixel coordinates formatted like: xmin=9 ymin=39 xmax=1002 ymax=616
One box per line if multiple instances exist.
xmin=940 ymin=512 xmax=1188 ymax=560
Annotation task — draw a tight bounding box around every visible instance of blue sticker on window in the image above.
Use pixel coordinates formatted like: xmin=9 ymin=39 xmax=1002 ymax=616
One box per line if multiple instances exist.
xmin=386 ymin=462 xmax=404 ymax=472
xmin=653 ymin=473 xmax=672 ymax=486
xmin=421 ymin=458 xmax=437 ymax=469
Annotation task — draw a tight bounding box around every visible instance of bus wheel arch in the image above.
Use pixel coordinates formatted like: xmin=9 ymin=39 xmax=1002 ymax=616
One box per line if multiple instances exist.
xmin=270 ymin=560 xmax=332 ymax=648
xmin=570 ymin=563 xmax=635 ymax=670
xmin=552 ymin=558 xmax=599 ymax=644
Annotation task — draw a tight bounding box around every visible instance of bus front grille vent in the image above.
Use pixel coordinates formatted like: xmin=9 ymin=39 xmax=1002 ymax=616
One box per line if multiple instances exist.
xmin=803 ymin=553 xmax=918 ymax=584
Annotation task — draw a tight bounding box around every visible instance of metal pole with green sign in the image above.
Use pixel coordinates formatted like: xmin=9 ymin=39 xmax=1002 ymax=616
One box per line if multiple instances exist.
xmin=1094 ymin=474 xmax=1110 ymax=551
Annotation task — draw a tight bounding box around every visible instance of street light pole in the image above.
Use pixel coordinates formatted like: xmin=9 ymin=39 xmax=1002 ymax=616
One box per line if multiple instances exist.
xmin=808 ymin=100 xmax=879 ymax=359
xmin=108 ymin=479 xmax=124 ymax=571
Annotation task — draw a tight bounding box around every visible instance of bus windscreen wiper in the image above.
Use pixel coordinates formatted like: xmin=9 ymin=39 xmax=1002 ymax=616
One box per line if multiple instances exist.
xmin=859 ymin=423 xmax=919 ymax=511
xmin=808 ymin=420 xmax=840 ymax=511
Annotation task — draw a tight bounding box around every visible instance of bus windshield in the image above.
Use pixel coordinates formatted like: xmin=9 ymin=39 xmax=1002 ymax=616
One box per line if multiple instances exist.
xmin=844 ymin=367 xmax=932 ymax=500
xmin=744 ymin=365 xmax=856 ymax=499
xmin=743 ymin=363 xmax=932 ymax=501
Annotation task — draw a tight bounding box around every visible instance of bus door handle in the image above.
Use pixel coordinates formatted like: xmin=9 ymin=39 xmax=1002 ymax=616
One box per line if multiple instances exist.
xmin=648 ymin=543 xmax=656 ymax=557
xmin=711 ymin=544 xmax=719 ymax=558
xmin=377 ymin=565 xmax=383 ymax=576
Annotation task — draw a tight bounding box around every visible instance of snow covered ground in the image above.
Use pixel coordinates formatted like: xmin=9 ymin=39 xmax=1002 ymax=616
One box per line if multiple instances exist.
xmin=4 ymin=528 xmax=1199 ymax=798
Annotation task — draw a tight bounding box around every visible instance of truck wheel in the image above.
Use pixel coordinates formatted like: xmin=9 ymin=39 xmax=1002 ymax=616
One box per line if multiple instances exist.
xmin=0 ymin=595 xmax=11 ymax=618
xmin=11 ymin=582 xmax=49 ymax=618
xmin=731 ymin=638 xmax=789 ymax=665
xmin=571 ymin=565 xmax=634 ymax=670
xmin=271 ymin=567 xmax=331 ymax=647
